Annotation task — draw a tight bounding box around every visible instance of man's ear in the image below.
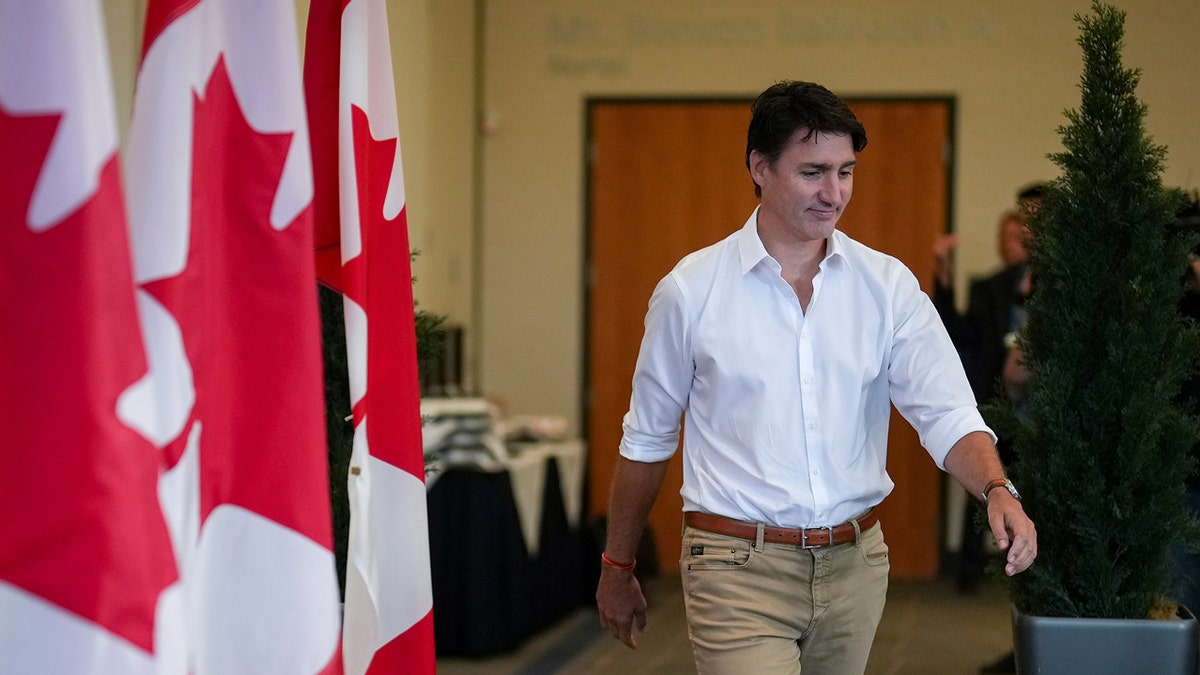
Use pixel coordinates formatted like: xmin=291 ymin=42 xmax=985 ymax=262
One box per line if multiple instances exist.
xmin=748 ymin=149 xmax=770 ymax=187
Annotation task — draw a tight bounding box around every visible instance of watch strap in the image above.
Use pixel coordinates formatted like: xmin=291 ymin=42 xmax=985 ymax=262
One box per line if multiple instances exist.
xmin=982 ymin=478 xmax=1010 ymax=502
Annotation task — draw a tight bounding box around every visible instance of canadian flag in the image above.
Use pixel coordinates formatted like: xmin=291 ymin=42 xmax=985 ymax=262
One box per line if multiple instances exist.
xmin=304 ymin=0 xmax=436 ymax=673
xmin=123 ymin=1 xmax=342 ymax=673
xmin=0 ymin=2 xmax=181 ymax=673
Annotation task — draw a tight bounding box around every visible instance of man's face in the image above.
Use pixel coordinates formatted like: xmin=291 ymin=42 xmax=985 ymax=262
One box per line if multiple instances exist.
xmin=999 ymin=217 xmax=1030 ymax=266
xmin=750 ymin=129 xmax=856 ymax=243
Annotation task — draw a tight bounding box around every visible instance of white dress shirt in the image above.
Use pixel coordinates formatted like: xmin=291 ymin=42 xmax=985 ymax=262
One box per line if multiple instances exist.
xmin=620 ymin=208 xmax=994 ymax=528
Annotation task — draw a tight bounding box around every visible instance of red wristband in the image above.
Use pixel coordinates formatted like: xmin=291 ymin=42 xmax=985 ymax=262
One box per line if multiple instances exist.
xmin=601 ymin=552 xmax=636 ymax=571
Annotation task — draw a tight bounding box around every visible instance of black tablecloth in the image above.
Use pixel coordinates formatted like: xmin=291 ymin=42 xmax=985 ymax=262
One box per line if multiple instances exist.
xmin=427 ymin=456 xmax=599 ymax=655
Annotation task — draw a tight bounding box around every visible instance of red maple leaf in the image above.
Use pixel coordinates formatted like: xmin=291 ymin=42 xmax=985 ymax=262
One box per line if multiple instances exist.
xmin=342 ymin=104 xmax=424 ymax=480
xmin=142 ymin=56 xmax=332 ymax=547
xmin=0 ymin=103 xmax=177 ymax=653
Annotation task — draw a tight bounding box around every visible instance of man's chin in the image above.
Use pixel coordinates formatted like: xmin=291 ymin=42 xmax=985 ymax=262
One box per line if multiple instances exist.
xmin=804 ymin=218 xmax=840 ymax=238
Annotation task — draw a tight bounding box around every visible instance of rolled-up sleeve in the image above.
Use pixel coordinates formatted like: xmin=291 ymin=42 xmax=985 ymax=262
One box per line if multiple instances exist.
xmin=620 ymin=274 xmax=695 ymax=463
xmin=887 ymin=268 xmax=996 ymax=469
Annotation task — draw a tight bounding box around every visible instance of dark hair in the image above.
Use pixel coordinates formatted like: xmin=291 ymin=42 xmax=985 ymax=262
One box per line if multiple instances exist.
xmin=1017 ymin=182 xmax=1048 ymax=203
xmin=745 ymin=81 xmax=867 ymax=197
xmin=1178 ymin=193 xmax=1200 ymax=227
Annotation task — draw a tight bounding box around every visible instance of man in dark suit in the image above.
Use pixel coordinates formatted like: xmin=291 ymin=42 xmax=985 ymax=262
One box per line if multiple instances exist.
xmin=933 ymin=183 xmax=1043 ymax=593
xmin=932 ymin=185 xmax=1044 ymax=675
xmin=934 ymin=210 xmax=1030 ymax=425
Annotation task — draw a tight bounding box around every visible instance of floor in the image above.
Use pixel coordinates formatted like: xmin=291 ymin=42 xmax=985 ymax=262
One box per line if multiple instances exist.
xmin=437 ymin=573 xmax=1014 ymax=674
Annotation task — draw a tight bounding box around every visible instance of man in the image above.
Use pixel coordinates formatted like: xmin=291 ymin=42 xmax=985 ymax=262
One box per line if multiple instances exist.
xmin=934 ymin=186 xmax=1042 ymax=415
xmin=595 ymin=81 xmax=1037 ymax=674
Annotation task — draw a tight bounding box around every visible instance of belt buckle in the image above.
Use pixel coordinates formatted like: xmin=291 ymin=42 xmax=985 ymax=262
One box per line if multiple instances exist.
xmin=801 ymin=525 xmax=834 ymax=549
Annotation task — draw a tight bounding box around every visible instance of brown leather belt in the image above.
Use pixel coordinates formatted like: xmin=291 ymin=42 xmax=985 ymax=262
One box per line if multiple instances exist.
xmin=684 ymin=509 xmax=878 ymax=549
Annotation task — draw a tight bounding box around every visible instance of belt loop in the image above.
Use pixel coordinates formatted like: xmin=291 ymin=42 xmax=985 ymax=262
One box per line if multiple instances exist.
xmin=754 ymin=522 xmax=765 ymax=552
xmin=851 ymin=517 xmax=863 ymax=547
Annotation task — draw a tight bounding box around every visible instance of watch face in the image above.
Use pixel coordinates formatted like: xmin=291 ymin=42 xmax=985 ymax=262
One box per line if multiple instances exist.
xmin=1004 ymin=480 xmax=1021 ymax=501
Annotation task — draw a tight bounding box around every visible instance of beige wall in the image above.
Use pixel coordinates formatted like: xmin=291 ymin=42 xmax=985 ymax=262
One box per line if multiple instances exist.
xmin=101 ymin=0 xmax=145 ymax=143
xmin=480 ymin=0 xmax=1200 ymax=434
xmin=101 ymin=1 xmax=1200 ymax=438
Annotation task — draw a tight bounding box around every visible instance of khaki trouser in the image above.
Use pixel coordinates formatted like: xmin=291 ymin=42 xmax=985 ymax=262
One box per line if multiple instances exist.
xmin=679 ymin=519 xmax=890 ymax=674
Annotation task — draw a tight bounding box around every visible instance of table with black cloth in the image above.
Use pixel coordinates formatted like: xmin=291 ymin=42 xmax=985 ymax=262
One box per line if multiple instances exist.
xmin=427 ymin=440 xmax=599 ymax=656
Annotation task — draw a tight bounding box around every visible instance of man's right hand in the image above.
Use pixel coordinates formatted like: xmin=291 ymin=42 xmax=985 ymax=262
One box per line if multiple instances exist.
xmin=596 ymin=564 xmax=648 ymax=649
xmin=932 ymin=233 xmax=960 ymax=287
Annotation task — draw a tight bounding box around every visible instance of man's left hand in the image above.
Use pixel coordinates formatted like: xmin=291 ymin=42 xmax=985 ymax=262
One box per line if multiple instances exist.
xmin=987 ymin=494 xmax=1037 ymax=575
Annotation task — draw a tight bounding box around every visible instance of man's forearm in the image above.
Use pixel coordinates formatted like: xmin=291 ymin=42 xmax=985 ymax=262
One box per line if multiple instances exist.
xmin=604 ymin=455 xmax=670 ymax=563
xmin=943 ymin=430 xmax=1007 ymax=500
xmin=944 ymin=430 xmax=1038 ymax=574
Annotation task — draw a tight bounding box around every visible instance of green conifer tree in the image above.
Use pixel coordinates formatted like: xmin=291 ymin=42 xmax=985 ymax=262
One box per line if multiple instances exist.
xmin=987 ymin=1 xmax=1199 ymax=620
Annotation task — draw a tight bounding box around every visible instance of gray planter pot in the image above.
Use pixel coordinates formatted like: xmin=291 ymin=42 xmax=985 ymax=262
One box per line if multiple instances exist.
xmin=1013 ymin=606 xmax=1199 ymax=674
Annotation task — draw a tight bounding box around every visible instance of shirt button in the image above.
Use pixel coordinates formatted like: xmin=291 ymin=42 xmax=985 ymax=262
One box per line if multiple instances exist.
xmin=813 ymin=468 xmax=821 ymax=476
xmin=803 ymin=377 xmax=812 ymax=385
xmin=800 ymin=331 xmax=807 ymax=339
xmin=808 ymin=422 xmax=816 ymax=430
xmin=817 ymin=511 xmax=826 ymax=519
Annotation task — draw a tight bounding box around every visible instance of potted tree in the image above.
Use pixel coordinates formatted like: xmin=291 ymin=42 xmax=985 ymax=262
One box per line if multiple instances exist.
xmin=985 ymin=2 xmax=1200 ymax=672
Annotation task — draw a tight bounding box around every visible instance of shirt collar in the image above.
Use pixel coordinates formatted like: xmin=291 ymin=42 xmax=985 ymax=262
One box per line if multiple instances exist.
xmin=736 ymin=208 xmax=771 ymax=274
xmin=825 ymin=229 xmax=851 ymax=271
xmin=737 ymin=206 xmax=851 ymax=274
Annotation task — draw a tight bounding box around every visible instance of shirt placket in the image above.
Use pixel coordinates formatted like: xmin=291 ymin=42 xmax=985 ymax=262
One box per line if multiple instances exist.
xmin=798 ymin=272 xmax=829 ymax=526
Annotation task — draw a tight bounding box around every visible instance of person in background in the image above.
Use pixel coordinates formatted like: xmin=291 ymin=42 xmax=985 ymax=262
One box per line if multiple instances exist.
xmin=934 ymin=186 xmax=1043 ymax=410
xmin=596 ymin=80 xmax=1037 ymax=674
xmin=931 ymin=186 xmax=1042 ymax=594
xmin=973 ymin=188 xmax=1046 ymax=675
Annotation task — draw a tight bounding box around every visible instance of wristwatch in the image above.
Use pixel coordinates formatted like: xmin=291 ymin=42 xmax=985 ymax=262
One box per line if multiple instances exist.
xmin=982 ymin=478 xmax=1021 ymax=503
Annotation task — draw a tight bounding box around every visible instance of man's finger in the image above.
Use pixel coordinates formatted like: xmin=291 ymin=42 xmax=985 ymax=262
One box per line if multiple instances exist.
xmin=988 ymin=507 xmax=1017 ymax=551
xmin=990 ymin=518 xmax=1010 ymax=551
xmin=1001 ymin=516 xmax=1037 ymax=575
xmin=620 ymin=622 xmax=637 ymax=649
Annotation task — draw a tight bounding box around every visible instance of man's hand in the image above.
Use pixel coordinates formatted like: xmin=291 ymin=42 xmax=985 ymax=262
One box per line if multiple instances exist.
xmin=596 ymin=565 xmax=648 ymax=649
xmin=987 ymin=492 xmax=1037 ymax=576
xmin=597 ymin=457 xmax=667 ymax=648
xmin=931 ymin=233 xmax=960 ymax=287
xmin=944 ymin=432 xmax=1038 ymax=576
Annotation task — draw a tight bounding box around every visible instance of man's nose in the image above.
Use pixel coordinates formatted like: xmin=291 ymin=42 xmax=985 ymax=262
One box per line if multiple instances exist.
xmin=818 ymin=174 xmax=840 ymax=204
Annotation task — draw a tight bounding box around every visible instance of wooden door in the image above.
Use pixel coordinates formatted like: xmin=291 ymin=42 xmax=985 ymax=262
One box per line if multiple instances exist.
xmin=585 ymin=98 xmax=952 ymax=579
